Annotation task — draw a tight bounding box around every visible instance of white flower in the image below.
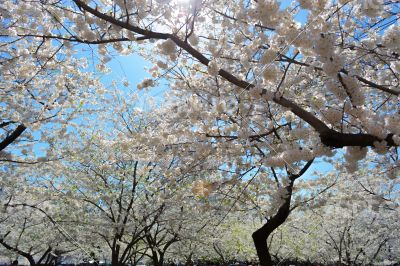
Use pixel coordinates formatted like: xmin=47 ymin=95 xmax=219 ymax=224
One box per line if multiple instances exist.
xmin=322 ymin=56 xmax=344 ymax=77
xmin=159 ymin=38 xmax=177 ymax=56
xmin=215 ymin=100 xmax=225 ymax=113
xmin=156 ymin=60 xmax=168 ymax=69
xmin=262 ymin=66 xmax=278 ymax=81
xmin=382 ymin=24 xmax=400 ymax=52
xmin=207 ymin=60 xmax=219 ymax=76
xmin=323 ymin=108 xmax=342 ymax=124
xmin=344 ymin=146 xmax=368 ymax=172
xmin=363 ymin=119 xmax=386 ymax=139
xmin=96 ymin=63 xmax=110 ymax=73
xmin=359 ymin=0 xmax=384 ymax=17
xmin=188 ymin=34 xmax=199 ymax=46
xmin=192 ymin=180 xmax=213 ymax=197
xmin=137 ymin=78 xmax=155 ymax=89
xmin=373 ymin=140 xmax=388 ymax=154
xmin=314 ymin=33 xmax=334 ymax=58
xmin=249 ymin=85 xmax=263 ymax=98
xmin=298 ymin=0 xmax=313 ymax=9
xmin=260 ymin=49 xmax=276 ymax=64
xmin=390 ymin=61 xmax=400 ymax=74
xmin=0 ymin=151 xmax=12 ymax=160
xmin=340 ymin=74 xmax=364 ymax=106
xmin=262 ymin=90 xmax=275 ymax=101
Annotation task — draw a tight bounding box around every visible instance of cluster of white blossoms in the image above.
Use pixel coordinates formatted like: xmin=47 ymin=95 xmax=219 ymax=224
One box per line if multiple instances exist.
xmin=313 ymin=33 xmax=345 ymax=80
xmin=298 ymin=0 xmax=313 ymax=9
xmin=339 ymin=74 xmax=365 ymax=106
xmin=264 ymin=147 xmax=313 ymax=167
xmin=251 ymin=0 xmax=280 ymax=26
xmin=260 ymin=49 xmax=277 ymax=65
xmin=323 ymin=56 xmax=345 ymax=78
xmin=249 ymin=86 xmax=275 ymax=101
xmin=156 ymin=60 xmax=168 ymax=69
xmin=358 ymin=0 xmax=385 ymax=17
xmin=137 ymin=78 xmax=155 ymax=89
xmin=158 ymin=39 xmax=177 ymax=60
xmin=264 ymin=186 xmax=290 ymax=217
xmin=188 ymin=33 xmax=199 ymax=46
xmin=322 ymin=108 xmax=343 ymax=125
xmin=362 ymin=118 xmax=386 ymax=139
xmin=262 ymin=66 xmax=279 ymax=82
xmin=325 ymin=79 xmax=348 ymax=101
xmin=191 ymin=180 xmax=215 ymax=197
xmin=344 ymin=147 xmax=368 ymax=172
xmin=382 ymin=24 xmax=400 ymax=52
xmin=207 ymin=60 xmax=220 ymax=76
xmin=0 ymin=2 xmax=398 ymax=263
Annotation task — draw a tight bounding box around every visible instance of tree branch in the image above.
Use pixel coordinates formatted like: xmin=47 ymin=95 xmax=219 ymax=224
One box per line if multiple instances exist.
xmin=0 ymin=124 xmax=26 ymax=151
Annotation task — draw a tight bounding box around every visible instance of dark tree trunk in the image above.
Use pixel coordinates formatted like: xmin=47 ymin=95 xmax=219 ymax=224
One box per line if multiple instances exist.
xmin=252 ymin=160 xmax=314 ymax=266
xmin=252 ymin=227 xmax=273 ymax=266
xmin=158 ymin=254 xmax=164 ymax=266
xmin=252 ymin=181 xmax=294 ymax=266
xmin=111 ymin=248 xmax=122 ymax=266
xmin=151 ymin=251 xmax=160 ymax=266
xmin=151 ymin=250 xmax=165 ymax=266
xmin=184 ymin=253 xmax=193 ymax=266
xmin=26 ymin=256 xmax=36 ymax=266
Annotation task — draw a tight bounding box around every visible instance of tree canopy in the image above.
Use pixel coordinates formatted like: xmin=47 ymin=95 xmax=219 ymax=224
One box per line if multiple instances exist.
xmin=0 ymin=0 xmax=399 ymax=265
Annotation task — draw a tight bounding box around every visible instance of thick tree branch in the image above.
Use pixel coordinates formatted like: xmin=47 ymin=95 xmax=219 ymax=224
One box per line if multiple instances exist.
xmin=0 ymin=239 xmax=36 ymax=266
xmin=72 ymin=0 xmax=399 ymax=149
xmin=0 ymin=124 xmax=26 ymax=151
xmin=73 ymin=0 xmax=170 ymax=40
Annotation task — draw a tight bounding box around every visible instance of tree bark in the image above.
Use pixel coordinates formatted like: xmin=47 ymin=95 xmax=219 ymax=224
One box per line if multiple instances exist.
xmin=111 ymin=247 xmax=122 ymax=266
xmin=0 ymin=124 xmax=26 ymax=151
xmin=252 ymin=160 xmax=314 ymax=266
xmin=252 ymin=182 xmax=293 ymax=266
xmin=151 ymin=250 xmax=160 ymax=266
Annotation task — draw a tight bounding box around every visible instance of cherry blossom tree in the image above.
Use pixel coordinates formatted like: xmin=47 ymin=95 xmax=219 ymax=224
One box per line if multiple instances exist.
xmin=266 ymin=161 xmax=399 ymax=265
xmin=0 ymin=172 xmax=79 ymax=266
xmin=43 ymin=136 xmax=173 ymax=266
xmin=25 ymin=95 xmax=208 ymax=266
xmin=1 ymin=0 xmax=399 ymax=265
xmin=0 ymin=10 xmax=103 ymax=162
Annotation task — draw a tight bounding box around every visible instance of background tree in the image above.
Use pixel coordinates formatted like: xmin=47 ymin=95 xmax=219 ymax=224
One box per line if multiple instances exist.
xmin=0 ymin=173 xmax=78 ymax=266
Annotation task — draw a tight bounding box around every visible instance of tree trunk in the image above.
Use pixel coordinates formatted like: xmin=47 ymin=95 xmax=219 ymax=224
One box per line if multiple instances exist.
xmin=184 ymin=253 xmax=193 ymax=266
xmin=151 ymin=250 xmax=161 ymax=266
xmin=26 ymin=256 xmax=36 ymax=266
xmin=150 ymin=251 xmax=165 ymax=266
xmin=252 ymin=222 xmax=274 ymax=266
xmin=252 ymin=181 xmax=294 ymax=266
xmin=111 ymin=249 xmax=121 ymax=266
xmin=158 ymin=253 xmax=164 ymax=266
xmin=252 ymin=161 xmax=313 ymax=266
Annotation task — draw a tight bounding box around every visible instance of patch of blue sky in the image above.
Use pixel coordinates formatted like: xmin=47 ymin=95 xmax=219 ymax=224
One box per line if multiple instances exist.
xmin=280 ymin=0 xmax=309 ymax=25
xmin=104 ymin=52 xmax=168 ymax=106
xmin=77 ymin=42 xmax=168 ymax=104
